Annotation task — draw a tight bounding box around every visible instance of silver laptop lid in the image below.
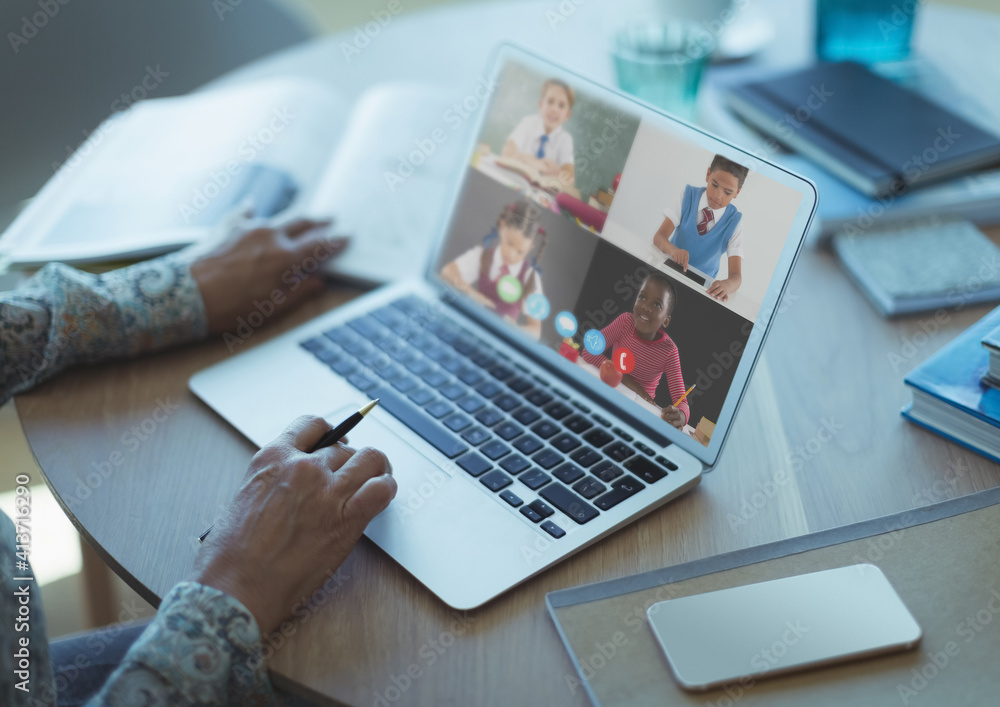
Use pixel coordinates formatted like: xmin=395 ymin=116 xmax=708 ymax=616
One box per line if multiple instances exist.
xmin=423 ymin=44 xmax=817 ymax=468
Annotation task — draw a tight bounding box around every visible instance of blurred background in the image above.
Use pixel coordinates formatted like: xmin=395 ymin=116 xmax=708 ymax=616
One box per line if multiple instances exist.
xmin=1 ymin=0 xmax=997 ymax=639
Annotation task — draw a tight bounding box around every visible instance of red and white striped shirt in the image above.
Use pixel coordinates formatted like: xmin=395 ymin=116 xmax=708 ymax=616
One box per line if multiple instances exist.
xmin=581 ymin=313 xmax=689 ymax=424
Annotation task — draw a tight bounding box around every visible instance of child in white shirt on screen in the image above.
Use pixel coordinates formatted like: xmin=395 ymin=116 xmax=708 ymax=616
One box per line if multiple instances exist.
xmin=502 ymin=78 xmax=576 ymax=189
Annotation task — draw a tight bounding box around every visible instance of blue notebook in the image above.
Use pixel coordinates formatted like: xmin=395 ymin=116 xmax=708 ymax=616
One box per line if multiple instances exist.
xmin=903 ymin=305 xmax=1000 ymax=463
xmin=726 ymin=62 xmax=1000 ymax=198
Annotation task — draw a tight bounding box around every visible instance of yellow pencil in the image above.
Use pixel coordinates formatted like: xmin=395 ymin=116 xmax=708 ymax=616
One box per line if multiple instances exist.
xmin=672 ymin=384 xmax=695 ymax=407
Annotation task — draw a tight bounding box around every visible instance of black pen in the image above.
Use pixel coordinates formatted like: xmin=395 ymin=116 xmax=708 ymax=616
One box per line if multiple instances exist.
xmin=198 ymin=399 xmax=380 ymax=542
xmin=309 ymin=398 xmax=379 ymax=452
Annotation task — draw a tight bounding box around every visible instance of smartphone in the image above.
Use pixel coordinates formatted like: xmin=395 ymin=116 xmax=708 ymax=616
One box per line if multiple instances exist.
xmin=646 ymin=564 xmax=922 ymax=691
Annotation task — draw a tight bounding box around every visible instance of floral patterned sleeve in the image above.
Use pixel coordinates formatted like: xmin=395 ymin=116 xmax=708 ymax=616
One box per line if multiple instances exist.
xmin=1 ymin=257 xmax=278 ymax=703
xmin=86 ymin=582 xmax=275 ymax=706
xmin=0 ymin=254 xmax=208 ymax=406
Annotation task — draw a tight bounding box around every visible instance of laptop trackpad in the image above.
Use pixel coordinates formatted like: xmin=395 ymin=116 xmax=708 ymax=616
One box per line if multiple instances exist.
xmin=326 ymin=407 xmax=543 ymax=609
xmin=323 ymin=405 xmax=455 ymax=492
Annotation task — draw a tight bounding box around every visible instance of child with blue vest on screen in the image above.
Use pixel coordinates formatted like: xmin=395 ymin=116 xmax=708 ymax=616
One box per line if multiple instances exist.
xmin=653 ymin=155 xmax=749 ymax=303
xmin=439 ymin=201 xmax=546 ymax=339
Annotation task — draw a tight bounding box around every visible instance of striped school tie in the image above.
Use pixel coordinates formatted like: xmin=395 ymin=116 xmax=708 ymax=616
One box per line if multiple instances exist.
xmin=697 ymin=207 xmax=714 ymax=235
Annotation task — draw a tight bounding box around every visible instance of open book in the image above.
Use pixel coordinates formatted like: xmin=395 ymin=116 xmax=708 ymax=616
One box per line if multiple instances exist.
xmin=0 ymin=78 xmax=463 ymax=286
xmin=492 ymin=155 xmax=570 ymax=193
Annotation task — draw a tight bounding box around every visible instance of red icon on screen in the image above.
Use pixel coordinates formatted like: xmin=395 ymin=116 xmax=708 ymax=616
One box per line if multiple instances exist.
xmin=613 ymin=347 xmax=635 ymax=374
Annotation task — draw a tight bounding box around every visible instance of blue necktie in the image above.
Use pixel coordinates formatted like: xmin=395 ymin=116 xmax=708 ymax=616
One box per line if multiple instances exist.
xmin=536 ymin=135 xmax=548 ymax=159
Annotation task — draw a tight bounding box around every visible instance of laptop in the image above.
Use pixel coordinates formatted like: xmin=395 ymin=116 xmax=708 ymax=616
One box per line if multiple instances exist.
xmin=189 ymin=44 xmax=817 ymax=610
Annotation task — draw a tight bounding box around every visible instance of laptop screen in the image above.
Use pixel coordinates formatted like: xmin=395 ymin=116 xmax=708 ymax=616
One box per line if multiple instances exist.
xmin=433 ymin=50 xmax=810 ymax=459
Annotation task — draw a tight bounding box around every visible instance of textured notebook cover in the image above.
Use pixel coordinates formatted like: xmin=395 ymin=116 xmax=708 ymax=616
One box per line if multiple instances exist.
xmin=833 ymin=220 xmax=1000 ymax=314
xmin=730 ymin=62 xmax=1000 ymax=191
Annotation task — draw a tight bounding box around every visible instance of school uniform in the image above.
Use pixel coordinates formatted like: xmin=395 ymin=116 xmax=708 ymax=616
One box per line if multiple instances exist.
xmin=453 ymin=245 xmax=544 ymax=319
xmin=664 ymin=185 xmax=743 ymax=279
xmin=506 ymin=114 xmax=574 ymax=167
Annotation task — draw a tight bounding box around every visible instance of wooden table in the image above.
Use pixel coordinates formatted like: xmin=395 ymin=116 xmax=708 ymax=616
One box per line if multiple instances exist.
xmin=17 ymin=2 xmax=1000 ymax=705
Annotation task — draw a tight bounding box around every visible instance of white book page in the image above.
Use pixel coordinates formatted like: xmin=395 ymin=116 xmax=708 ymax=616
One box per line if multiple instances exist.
xmin=304 ymin=82 xmax=467 ymax=286
xmin=1 ymin=78 xmax=346 ymax=266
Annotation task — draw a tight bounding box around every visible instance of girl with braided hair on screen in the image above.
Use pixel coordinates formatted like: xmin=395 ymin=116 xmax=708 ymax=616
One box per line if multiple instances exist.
xmin=441 ymin=200 xmax=547 ymax=339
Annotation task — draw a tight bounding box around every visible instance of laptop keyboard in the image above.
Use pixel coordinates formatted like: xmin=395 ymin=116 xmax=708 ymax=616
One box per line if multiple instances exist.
xmin=299 ymin=295 xmax=678 ymax=540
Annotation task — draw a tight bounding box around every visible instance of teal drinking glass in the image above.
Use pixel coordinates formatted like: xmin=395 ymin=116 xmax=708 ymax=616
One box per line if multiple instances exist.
xmin=612 ymin=21 xmax=716 ymax=122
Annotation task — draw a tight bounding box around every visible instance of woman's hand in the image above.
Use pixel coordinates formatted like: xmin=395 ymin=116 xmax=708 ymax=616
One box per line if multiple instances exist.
xmin=193 ymin=416 xmax=396 ymax=635
xmin=190 ymin=216 xmax=348 ymax=335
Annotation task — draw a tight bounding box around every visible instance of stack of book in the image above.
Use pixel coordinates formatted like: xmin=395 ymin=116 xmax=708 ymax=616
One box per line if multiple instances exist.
xmin=903 ymin=306 xmax=1000 ymax=462
xmin=705 ymin=60 xmax=1000 ymax=256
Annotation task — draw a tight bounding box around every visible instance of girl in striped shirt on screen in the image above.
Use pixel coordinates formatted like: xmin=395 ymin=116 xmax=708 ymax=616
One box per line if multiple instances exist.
xmin=580 ymin=273 xmax=689 ymax=429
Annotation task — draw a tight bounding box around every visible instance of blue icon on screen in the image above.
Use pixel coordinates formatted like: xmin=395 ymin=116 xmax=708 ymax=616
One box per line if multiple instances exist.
xmin=554 ymin=311 xmax=578 ymax=338
xmin=524 ymin=293 xmax=550 ymax=320
xmin=583 ymin=329 xmax=606 ymax=355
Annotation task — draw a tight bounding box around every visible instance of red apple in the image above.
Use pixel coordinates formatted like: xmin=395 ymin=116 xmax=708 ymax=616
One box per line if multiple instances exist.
xmin=559 ymin=341 xmax=580 ymax=362
xmin=600 ymin=359 xmax=623 ymax=387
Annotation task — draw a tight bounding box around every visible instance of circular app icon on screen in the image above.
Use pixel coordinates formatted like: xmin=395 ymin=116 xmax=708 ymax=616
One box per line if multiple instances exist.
xmin=524 ymin=292 xmax=550 ymax=320
xmin=496 ymin=275 xmax=523 ymax=303
xmin=583 ymin=329 xmax=606 ymax=355
xmin=554 ymin=311 xmax=578 ymax=337
xmin=613 ymin=347 xmax=635 ymax=374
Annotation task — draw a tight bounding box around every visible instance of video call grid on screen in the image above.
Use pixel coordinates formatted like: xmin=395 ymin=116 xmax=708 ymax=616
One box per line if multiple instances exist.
xmin=433 ymin=50 xmax=810 ymax=459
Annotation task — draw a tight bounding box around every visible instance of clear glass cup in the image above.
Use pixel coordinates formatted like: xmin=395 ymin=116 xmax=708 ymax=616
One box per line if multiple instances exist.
xmin=815 ymin=0 xmax=918 ymax=64
xmin=611 ymin=21 xmax=716 ymax=122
